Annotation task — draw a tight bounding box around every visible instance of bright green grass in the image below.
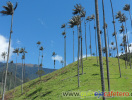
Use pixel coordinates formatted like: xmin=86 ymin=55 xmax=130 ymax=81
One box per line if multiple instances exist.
xmin=2 ymin=57 xmax=132 ymax=100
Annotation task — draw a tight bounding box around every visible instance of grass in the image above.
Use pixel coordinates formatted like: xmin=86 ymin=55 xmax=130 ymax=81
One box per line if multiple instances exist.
xmin=1 ymin=57 xmax=132 ymax=100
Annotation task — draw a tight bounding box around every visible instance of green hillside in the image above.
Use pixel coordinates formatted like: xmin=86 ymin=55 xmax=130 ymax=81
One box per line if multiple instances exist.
xmin=2 ymin=57 xmax=132 ymax=100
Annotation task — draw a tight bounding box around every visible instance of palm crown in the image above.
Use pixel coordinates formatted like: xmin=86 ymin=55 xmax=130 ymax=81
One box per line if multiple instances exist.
xmin=0 ymin=1 xmax=17 ymax=15
xmin=123 ymin=4 xmax=130 ymax=11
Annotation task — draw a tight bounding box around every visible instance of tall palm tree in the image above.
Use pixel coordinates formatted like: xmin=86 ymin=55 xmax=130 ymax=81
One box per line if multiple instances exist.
xmin=39 ymin=46 xmax=44 ymax=70
xmin=69 ymin=21 xmax=75 ymax=62
xmin=73 ymin=4 xmax=84 ymax=75
xmin=0 ymin=2 xmax=18 ymax=100
xmin=61 ymin=24 xmax=66 ymax=67
xmin=109 ymin=0 xmax=121 ymax=77
xmin=52 ymin=52 xmax=57 ymax=70
xmin=69 ymin=15 xmax=81 ymax=87
xmin=37 ymin=41 xmax=41 ymax=74
xmin=123 ymin=4 xmax=132 ymax=27
xmin=13 ymin=48 xmax=19 ymax=90
xmin=95 ymin=0 xmax=106 ymax=99
xmin=102 ymin=0 xmax=110 ymax=92
xmin=1 ymin=52 xmax=7 ymax=95
xmin=86 ymin=16 xmax=92 ymax=56
xmin=91 ymin=14 xmax=99 ymax=66
xmin=19 ymin=48 xmax=27 ymax=94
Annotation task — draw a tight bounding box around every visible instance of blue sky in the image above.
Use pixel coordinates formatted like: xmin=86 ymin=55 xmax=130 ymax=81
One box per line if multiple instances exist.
xmin=0 ymin=0 xmax=132 ymax=69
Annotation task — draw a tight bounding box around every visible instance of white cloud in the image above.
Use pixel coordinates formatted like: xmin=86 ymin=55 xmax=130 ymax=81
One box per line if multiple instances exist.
xmin=75 ymin=54 xmax=91 ymax=61
xmin=51 ymin=55 xmax=63 ymax=62
xmin=0 ymin=35 xmax=14 ymax=62
xmin=38 ymin=18 xmax=45 ymax=25
xmin=16 ymin=39 xmax=21 ymax=44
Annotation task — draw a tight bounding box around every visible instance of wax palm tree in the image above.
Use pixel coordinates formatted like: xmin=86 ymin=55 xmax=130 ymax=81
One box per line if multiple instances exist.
xmin=69 ymin=21 xmax=75 ymax=62
xmin=1 ymin=52 xmax=7 ymax=95
xmin=52 ymin=52 xmax=57 ymax=70
xmin=86 ymin=16 xmax=92 ymax=56
xmin=73 ymin=4 xmax=84 ymax=75
xmin=69 ymin=15 xmax=81 ymax=87
xmin=110 ymin=1 xmax=122 ymax=77
xmin=123 ymin=4 xmax=132 ymax=27
xmin=0 ymin=2 xmax=18 ymax=99
xmin=102 ymin=0 xmax=110 ymax=92
xmin=19 ymin=48 xmax=27 ymax=94
xmin=9 ymin=60 xmax=13 ymax=90
xmin=13 ymin=48 xmax=19 ymax=89
xmin=61 ymin=29 xmax=66 ymax=67
xmin=95 ymin=0 xmax=106 ymax=99
xmin=37 ymin=41 xmax=41 ymax=74
xmin=91 ymin=14 xmax=99 ymax=66
xmin=39 ymin=46 xmax=44 ymax=70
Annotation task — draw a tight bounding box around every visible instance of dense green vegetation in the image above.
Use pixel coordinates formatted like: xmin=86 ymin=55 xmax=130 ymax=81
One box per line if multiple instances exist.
xmin=2 ymin=57 xmax=132 ymax=100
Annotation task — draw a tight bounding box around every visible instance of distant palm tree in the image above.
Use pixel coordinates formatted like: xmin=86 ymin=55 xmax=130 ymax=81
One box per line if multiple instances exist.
xmin=123 ymin=4 xmax=132 ymax=27
xmin=61 ymin=24 xmax=66 ymax=67
xmin=86 ymin=16 xmax=92 ymax=56
xmin=39 ymin=46 xmax=44 ymax=70
xmin=13 ymin=48 xmax=19 ymax=89
xmin=52 ymin=52 xmax=57 ymax=70
xmin=9 ymin=60 xmax=13 ymax=90
xmin=69 ymin=20 xmax=75 ymax=62
xmin=19 ymin=48 xmax=27 ymax=94
xmin=37 ymin=41 xmax=41 ymax=74
xmin=1 ymin=52 xmax=7 ymax=95
xmin=95 ymin=0 xmax=106 ymax=99
xmin=0 ymin=2 xmax=18 ymax=99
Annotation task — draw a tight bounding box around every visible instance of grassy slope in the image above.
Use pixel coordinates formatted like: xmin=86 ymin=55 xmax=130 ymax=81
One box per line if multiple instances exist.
xmin=2 ymin=57 xmax=132 ymax=100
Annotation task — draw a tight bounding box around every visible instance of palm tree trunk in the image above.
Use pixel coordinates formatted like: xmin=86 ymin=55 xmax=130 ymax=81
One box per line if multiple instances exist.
xmin=80 ymin=23 xmax=83 ymax=75
xmin=73 ymin=27 xmax=74 ymax=62
xmin=110 ymin=0 xmax=121 ymax=77
xmin=94 ymin=19 xmax=98 ymax=66
xmin=89 ymin=21 xmax=92 ymax=56
xmin=95 ymin=0 xmax=106 ymax=100
xmin=102 ymin=0 xmax=110 ymax=92
xmin=2 ymin=14 xmax=14 ymax=100
xmin=77 ymin=25 xmax=80 ymax=87
xmin=14 ymin=55 xmax=18 ymax=90
xmin=85 ymin=20 xmax=87 ymax=59
xmin=64 ymin=35 xmax=66 ymax=67
xmin=1 ymin=60 xmax=5 ymax=95
xmin=21 ymin=59 xmax=23 ymax=94
xmin=38 ymin=50 xmax=40 ymax=77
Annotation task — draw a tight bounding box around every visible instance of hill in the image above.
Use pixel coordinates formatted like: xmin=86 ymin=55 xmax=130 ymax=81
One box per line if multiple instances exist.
xmin=2 ymin=57 xmax=132 ymax=100
xmin=0 ymin=63 xmax=56 ymax=91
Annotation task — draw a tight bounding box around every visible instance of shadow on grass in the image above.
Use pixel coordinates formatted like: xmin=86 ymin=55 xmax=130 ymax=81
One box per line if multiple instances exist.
xmin=27 ymin=87 xmax=42 ymax=97
xmin=41 ymin=91 xmax=52 ymax=97
xmin=93 ymin=64 xmax=99 ymax=66
xmin=92 ymin=73 xmax=99 ymax=76
xmin=28 ymin=80 xmax=40 ymax=88
xmin=32 ymin=96 xmax=38 ymax=100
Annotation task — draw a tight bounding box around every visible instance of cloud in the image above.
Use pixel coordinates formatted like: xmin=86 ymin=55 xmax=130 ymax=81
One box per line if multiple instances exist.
xmin=38 ymin=18 xmax=45 ymax=25
xmin=16 ymin=39 xmax=21 ymax=44
xmin=75 ymin=54 xmax=91 ymax=61
xmin=51 ymin=55 xmax=63 ymax=62
xmin=0 ymin=35 xmax=14 ymax=62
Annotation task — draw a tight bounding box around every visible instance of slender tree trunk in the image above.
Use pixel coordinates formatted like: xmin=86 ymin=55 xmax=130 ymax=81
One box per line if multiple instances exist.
xmin=89 ymin=21 xmax=92 ymax=56
xmin=107 ymin=28 xmax=110 ymax=57
xmin=94 ymin=19 xmax=99 ymax=66
xmin=110 ymin=0 xmax=121 ymax=77
xmin=21 ymin=59 xmax=23 ymax=94
xmin=95 ymin=0 xmax=106 ymax=100
xmin=14 ymin=55 xmax=18 ymax=90
xmin=54 ymin=59 xmax=55 ymax=70
xmin=2 ymin=14 xmax=14 ymax=100
xmin=24 ymin=59 xmax=25 ymax=83
xmin=38 ymin=50 xmax=40 ymax=77
xmin=102 ymin=0 xmax=110 ymax=92
xmin=77 ymin=25 xmax=80 ymax=87
xmin=64 ymin=35 xmax=66 ymax=67
xmin=73 ymin=27 xmax=74 ymax=62
xmin=80 ymin=22 xmax=83 ymax=75
xmin=85 ymin=20 xmax=87 ymax=59
xmin=1 ymin=60 xmax=5 ymax=95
